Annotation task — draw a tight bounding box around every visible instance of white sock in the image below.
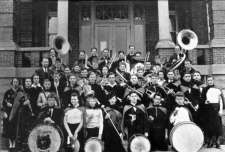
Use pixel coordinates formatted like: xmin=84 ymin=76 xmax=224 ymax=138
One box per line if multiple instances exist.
xmin=9 ymin=139 xmax=12 ymax=148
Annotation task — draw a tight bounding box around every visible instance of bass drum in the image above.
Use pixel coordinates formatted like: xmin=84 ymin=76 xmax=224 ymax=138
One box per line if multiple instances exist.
xmin=129 ymin=134 xmax=151 ymax=152
xmin=28 ymin=123 xmax=64 ymax=152
xmin=84 ymin=137 xmax=104 ymax=152
xmin=170 ymin=122 xmax=204 ymax=152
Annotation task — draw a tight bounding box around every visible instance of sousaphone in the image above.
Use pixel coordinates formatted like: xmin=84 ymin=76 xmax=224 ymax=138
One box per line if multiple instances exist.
xmin=170 ymin=29 xmax=198 ymax=71
xmin=53 ymin=35 xmax=70 ymax=55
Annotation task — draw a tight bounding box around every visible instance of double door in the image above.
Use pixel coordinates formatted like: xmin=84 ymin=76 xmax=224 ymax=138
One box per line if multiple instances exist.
xmin=95 ymin=23 xmax=130 ymax=55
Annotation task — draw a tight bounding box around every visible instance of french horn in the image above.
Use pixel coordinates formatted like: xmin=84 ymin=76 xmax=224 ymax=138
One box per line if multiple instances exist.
xmin=53 ymin=35 xmax=70 ymax=55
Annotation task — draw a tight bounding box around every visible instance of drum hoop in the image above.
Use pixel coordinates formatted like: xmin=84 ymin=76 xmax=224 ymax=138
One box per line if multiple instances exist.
xmin=169 ymin=121 xmax=204 ymax=152
xmin=28 ymin=123 xmax=64 ymax=152
xmin=128 ymin=134 xmax=148 ymax=143
xmin=84 ymin=137 xmax=104 ymax=151
xmin=129 ymin=134 xmax=151 ymax=152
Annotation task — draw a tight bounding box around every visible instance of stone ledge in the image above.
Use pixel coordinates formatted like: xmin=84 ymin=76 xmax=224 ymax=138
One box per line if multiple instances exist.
xmin=193 ymin=64 xmax=225 ymax=75
xmin=0 ymin=67 xmax=38 ymax=78
xmin=155 ymin=39 xmax=175 ymax=49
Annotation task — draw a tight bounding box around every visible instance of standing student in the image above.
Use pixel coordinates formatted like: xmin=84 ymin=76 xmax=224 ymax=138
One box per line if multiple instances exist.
xmin=2 ymin=78 xmax=19 ymax=149
xmin=84 ymin=95 xmax=104 ymax=140
xmin=64 ymin=93 xmax=83 ymax=152
xmin=146 ymin=93 xmax=168 ymax=151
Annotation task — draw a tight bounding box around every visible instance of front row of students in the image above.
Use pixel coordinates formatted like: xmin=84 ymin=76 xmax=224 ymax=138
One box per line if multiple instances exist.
xmin=36 ymin=90 xmax=202 ymax=152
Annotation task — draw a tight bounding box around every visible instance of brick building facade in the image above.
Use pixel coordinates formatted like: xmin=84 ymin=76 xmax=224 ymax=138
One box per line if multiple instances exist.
xmin=0 ymin=0 xmax=225 ymax=91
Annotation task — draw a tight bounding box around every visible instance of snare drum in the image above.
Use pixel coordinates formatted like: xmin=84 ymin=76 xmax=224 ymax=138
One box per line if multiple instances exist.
xmin=84 ymin=137 xmax=104 ymax=152
xmin=129 ymin=134 xmax=151 ymax=152
xmin=28 ymin=123 xmax=64 ymax=152
xmin=170 ymin=122 xmax=204 ymax=152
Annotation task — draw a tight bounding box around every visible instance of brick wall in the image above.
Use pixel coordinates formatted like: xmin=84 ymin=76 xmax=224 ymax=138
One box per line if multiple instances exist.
xmin=0 ymin=0 xmax=16 ymax=67
xmin=210 ymin=0 xmax=225 ymax=64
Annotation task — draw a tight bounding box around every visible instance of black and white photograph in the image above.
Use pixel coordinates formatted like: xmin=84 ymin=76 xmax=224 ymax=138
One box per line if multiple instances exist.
xmin=0 ymin=0 xmax=225 ymax=152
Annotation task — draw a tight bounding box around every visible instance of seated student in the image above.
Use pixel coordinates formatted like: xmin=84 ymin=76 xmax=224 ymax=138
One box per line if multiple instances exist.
xmin=84 ymin=95 xmax=104 ymax=140
xmin=169 ymin=92 xmax=193 ymax=126
xmin=64 ymin=93 xmax=83 ymax=152
xmin=146 ymin=93 xmax=168 ymax=151
xmin=122 ymin=91 xmax=148 ymax=140
xmin=38 ymin=93 xmax=64 ymax=128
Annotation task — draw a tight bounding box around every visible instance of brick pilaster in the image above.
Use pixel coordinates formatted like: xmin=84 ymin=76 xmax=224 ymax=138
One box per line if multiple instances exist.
xmin=0 ymin=0 xmax=16 ymax=67
xmin=209 ymin=0 xmax=225 ymax=64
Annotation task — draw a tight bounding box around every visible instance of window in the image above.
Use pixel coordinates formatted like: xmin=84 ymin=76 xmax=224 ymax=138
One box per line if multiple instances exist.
xmin=81 ymin=5 xmax=91 ymax=21
xmin=134 ymin=5 xmax=145 ymax=21
xmin=96 ymin=5 xmax=128 ymax=20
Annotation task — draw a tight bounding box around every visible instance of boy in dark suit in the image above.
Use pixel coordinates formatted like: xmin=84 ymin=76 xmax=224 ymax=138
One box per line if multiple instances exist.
xmin=38 ymin=93 xmax=64 ymax=128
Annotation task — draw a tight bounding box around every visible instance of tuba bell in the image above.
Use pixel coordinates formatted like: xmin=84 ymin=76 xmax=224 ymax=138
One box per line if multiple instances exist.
xmin=53 ymin=35 xmax=70 ymax=55
xmin=177 ymin=29 xmax=198 ymax=51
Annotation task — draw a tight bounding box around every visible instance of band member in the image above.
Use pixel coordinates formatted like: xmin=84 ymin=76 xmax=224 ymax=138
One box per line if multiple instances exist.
xmin=147 ymin=93 xmax=168 ymax=151
xmin=168 ymin=45 xmax=184 ymax=69
xmin=38 ymin=93 xmax=64 ymax=128
xmin=99 ymin=48 xmax=111 ymax=70
xmin=110 ymin=50 xmax=126 ymax=72
xmin=126 ymin=45 xmax=136 ymax=68
xmin=144 ymin=73 xmax=167 ymax=107
xmin=123 ymin=74 xmax=143 ymax=100
xmin=200 ymin=75 xmax=223 ymax=148
xmin=84 ymin=95 xmax=104 ymax=140
xmin=164 ymin=70 xmax=180 ymax=113
xmin=72 ymin=63 xmax=81 ymax=78
xmin=116 ymin=61 xmax=130 ymax=84
xmin=52 ymin=72 xmax=63 ymax=108
xmin=30 ymin=74 xmax=43 ymax=115
xmin=103 ymin=93 xmax=126 ymax=152
xmin=63 ymin=74 xmax=82 ymax=108
xmin=48 ymin=48 xmax=58 ymax=68
xmin=88 ymin=72 xmax=106 ymax=105
xmin=35 ymin=57 xmax=53 ymax=84
xmin=169 ymin=92 xmax=193 ymax=126
xmin=78 ymin=50 xmax=86 ymax=67
xmin=88 ymin=47 xmax=98 ymax=64
xmin=37 ymin=79 xmax=52 ymax=111
xmin=103 ymin=72 xmax=122 ymax=99
xmin=16 ymin=78 xmax=34 ymax=151
xmin=2 ymin=78 xmax=19 ymax=149
xmin=64 ymin=93 xmax=83 ymax=152
xmin=179 ymin=72 xmax=200 ymax=119
xmin=144 ymin=61 xmax=152 ymax=75
xmin=192 ymin=71 xmax=206 ymax=91
xmin=122 ymin=91 xmax=148 ymax=139
xmin=180 ymin=59 xmax=196 ymax=77
xmin=136 ymin=67 xmax=146 ymax=86
xmin=157 ymin=70 xmax=166 ymax=87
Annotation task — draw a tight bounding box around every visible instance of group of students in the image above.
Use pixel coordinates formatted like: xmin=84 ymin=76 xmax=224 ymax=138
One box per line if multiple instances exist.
xmin=1 ymin=45 xmax=224 ymax=152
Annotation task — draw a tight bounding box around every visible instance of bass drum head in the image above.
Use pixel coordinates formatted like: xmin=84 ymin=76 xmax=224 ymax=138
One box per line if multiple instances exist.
xmin=129 ymin=134 xmax=151 ymax=152
xmin=28 ymin=123 xmax=64 ymax=152
xmin=84 ymin=137 xmax=103 ymax=152
xmin=170 ymin=122 xmax=204 ymax=152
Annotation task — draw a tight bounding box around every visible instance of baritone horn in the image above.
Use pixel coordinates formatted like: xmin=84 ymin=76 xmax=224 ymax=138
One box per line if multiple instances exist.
xmin=53 ymin=35 xmax=70 ymax=55
xmin=177 ymin=29 xmax=198 ymax=51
